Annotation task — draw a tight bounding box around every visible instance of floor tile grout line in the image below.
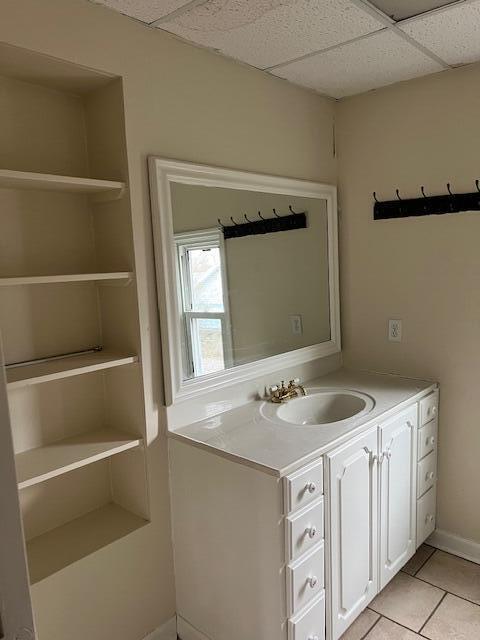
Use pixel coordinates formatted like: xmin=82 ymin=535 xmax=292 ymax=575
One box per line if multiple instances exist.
xmin=359 ymin=613 xmax=382 ymax=640
xmin=366 ymin=608 xmax=431 ymax=637
xmin=413 ymin=547 xmax=437 ymax=576
xmin=357 ymin=547 xmax=480 ymax=639
xmin=412 ymin=573 xmax=480 ymax=608
xmin=418 ymin=591 xmax=448 ymax=634
xmin=435 ymin=546 xmax=480 ymax=569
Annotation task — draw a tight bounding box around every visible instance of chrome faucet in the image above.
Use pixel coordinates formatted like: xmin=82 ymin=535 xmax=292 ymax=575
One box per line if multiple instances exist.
xmin=268 ymin=378 xmax=307 ymax=403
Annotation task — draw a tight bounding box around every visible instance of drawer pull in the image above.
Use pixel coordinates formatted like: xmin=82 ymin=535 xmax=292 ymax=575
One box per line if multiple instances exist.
xmin=307 ymin=575 xmax=318 ymax=589
xmin=305 ymin=525 xmax=317 ymax=539
xmin=426 ymin=471 xmax=435 ymax=481
xmin=306 ymin=482 xmax=317 ymax=494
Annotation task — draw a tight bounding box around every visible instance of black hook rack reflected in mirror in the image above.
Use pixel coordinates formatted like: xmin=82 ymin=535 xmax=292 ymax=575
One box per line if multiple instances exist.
xmin=218 ymin=206 xmax=307 ymax=239
xmin=373 ymin=181 xmax=480 ymax=220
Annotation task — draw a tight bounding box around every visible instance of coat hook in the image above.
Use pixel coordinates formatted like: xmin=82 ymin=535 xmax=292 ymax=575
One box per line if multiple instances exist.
xmin=273 ymin=208 xmax=280 ymax=218
xmin=446 ymin=183 xmax=455 ymax=212
xmin=258 ymin=210 xmax=266 ymax=220
xmin=230 ymin=216 xmax=238 ymax=225
xmin=475 ymin=180 xmax=480 ymax=193
xmin=373 ymin=192 xmax=379 ymax=203
xmin=244 ymin=214 xmax=252 ymax=223
xmin=421 ymin=186 xmax=427 ymax=198
xmin=396 ymin=189 xmax=402 ymax=201
xmin=217 ymin=218 xmax=224 ymax=229
xmin=289 ymin=205 xmax=298 ymax=215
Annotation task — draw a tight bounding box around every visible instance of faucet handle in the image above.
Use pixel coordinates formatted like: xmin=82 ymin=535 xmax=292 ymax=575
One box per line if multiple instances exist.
xmin=269 ymin=385 xmax=279 ymax=394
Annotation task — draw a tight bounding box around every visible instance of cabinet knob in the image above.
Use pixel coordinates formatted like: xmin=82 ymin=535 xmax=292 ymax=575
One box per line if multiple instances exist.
xmin=306 ymin=482 xmax=316 ymax=494
xmin=426 ymin=514 xmax=435 ymax=524
xmin=426 ymin=471 xmax=435 ymax=481
xmin=305 ymin=525 xmax=317 ymax=539
xmin=307 ymin=575 xmax=318 ymax=588
xmin=428 ymin=436 xmax=436 ymax=445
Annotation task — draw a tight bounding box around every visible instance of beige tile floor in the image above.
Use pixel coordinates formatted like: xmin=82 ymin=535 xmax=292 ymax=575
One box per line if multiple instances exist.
xmin=340 ymin=545 xmax=480 ymax=640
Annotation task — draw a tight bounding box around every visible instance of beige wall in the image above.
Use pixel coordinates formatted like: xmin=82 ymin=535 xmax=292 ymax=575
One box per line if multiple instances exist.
xmin=337 ymin=63 xmax=480 ymax=544
xmin=0 ymin=1 xmax=336 ymax=638
xmin=171 ymin=183 xmax=330 ymax=369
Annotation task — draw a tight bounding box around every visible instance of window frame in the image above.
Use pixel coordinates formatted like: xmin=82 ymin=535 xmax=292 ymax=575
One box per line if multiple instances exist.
xmin=174 ymin=228 xmax=233 ymax=379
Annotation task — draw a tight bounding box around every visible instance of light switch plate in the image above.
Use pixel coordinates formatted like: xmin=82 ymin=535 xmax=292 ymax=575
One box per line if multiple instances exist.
xmin=388 ymin=318 xmax=402 ymax=342
xmin=290 ymin=315 xmax=303 ymax=336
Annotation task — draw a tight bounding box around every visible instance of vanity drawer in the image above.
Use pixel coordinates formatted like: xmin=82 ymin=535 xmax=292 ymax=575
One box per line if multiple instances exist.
xmin=417 ymin=451 xmax=437 ymax=498
xmin=417 ymin=485 xmax=436 ymax=546
xmin=288 ymin=591 xmax=325 ymax=640
xmin=418 ymin=419 xmax=438 ymax=461
xmin=287 ymin=542 xmax=324 ymax=616
xmin=419 ymin=391 xmax=438 ymax=426
xmin=286 ymin=498 xmax=324 ymax=561
xmin=285 ymin=459 xmax=323 ymax=514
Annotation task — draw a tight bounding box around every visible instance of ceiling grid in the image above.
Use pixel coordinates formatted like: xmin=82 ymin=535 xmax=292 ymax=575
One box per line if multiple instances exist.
xmin=90 ymin=0 xmax=480 ymax=97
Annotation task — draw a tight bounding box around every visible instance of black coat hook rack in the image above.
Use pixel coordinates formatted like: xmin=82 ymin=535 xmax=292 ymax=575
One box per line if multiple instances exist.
xmin=218 ymin=206 xmax=307 ymax=239
xmin=373 ymin=181 xmax=480 ymax=220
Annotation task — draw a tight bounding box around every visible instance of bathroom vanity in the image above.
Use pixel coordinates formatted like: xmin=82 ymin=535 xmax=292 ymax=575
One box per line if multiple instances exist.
xmin=168 ymin=370 xmax=439 ymax=640
xmin=148 ymin=159 xmax=439 ymax=640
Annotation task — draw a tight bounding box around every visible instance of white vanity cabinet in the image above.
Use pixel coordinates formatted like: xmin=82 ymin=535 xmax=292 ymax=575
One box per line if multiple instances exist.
xmin=326 ymin=426 xmax=379 ymax=639
xmin=378 ymin=405 xmax=417 ymax=589
xmin=416 ymin=390 xmax=439 ymax=546
xmin=327 ymin=405 xmax=419 ymax=639
xmin=169 ymin=387 xmax=438 ymax=640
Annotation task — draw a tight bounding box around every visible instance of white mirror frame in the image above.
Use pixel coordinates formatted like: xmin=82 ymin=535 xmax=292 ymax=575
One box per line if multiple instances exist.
xmin=149 ymin=157 xmax=340 ymax=405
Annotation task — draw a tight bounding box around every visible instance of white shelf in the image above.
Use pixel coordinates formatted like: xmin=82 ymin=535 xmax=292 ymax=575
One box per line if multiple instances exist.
xmin=6 ymin=351 xmax=138 ymax=389
xmin=0 ymin=168 xmax=125 ymax=198
xmin=16 ymin=428 xmax=141 ymax=489
xmin=26 ymin=503 xmax=147 ymax=584
xmin=0 ymin=272 xmax=133 ymax=286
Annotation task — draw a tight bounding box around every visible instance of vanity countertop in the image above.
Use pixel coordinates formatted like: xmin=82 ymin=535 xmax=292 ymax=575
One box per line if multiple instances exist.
xmin=169 ymin=369 xmax=437 ymax=477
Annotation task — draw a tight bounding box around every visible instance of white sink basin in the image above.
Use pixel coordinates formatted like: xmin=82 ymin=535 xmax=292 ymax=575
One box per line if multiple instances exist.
xmin=261 ymin=388 xmax=375 ymax=427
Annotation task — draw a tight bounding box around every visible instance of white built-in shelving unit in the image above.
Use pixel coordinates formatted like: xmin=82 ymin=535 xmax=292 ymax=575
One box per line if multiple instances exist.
xmin=0 ymin=168 xmax=125 ymax=196
xmin=0 ymin=46 xmax=150 ymax=585
xmin=0 ymin=272 xmax=133 ymax=286
xmin=16 ymin=427 xmax=141 ymax=489
xmin=6 ymin=351 xmax=138 ymax=389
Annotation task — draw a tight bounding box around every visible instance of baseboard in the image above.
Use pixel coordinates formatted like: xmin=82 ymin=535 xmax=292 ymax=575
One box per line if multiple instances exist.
xmin=428 ymin=529 xmax=480 ymax=565
xmin=177 ymin=616 xmax=211 ymax=640
xmin=143 ymin=616 xmax=177 ymax=640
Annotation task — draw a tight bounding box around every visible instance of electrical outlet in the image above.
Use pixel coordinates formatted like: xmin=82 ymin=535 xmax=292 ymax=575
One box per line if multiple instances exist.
xmin=388 ymin=319 xmax=402 ymax=342
xmin=290 ymin=314 xmax=303 ymax=336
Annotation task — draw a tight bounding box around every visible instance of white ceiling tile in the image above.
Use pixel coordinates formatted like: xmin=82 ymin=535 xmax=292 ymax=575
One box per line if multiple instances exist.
xmin=91 ymin=0 xmax=192 ymax=23
xmin=400 ymin=0 xmax=480 ymax=65
xmin=158 ymin=0 xmax=385 ymax=69
xmin=272 ymin=30 xmax=444 ymax=98
xmin=369 ymin=1 xmax=459 ymax=21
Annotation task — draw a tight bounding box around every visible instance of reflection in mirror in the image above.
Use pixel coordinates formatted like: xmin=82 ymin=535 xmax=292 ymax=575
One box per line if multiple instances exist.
xmin=171 ymin=183 xmax=331 ymax=380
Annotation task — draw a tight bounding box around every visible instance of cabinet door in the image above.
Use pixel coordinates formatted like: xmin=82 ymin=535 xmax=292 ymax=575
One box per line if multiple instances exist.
xmin=379 ymin=405 xmax=417 ymax=590
xmin=0 ymin=341 xmax=36 ymax=639
xmin=327 ymin=426 xmax=378 ymax=640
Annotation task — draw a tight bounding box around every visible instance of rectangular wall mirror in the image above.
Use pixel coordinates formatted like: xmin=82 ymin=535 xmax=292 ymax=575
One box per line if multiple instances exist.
xmin=149 ymin=158 xmax=340 ymax=405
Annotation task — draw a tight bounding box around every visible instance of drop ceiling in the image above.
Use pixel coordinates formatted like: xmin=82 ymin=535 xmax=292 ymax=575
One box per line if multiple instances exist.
xmin=90 ymin=0 xmax=480 ymax=98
